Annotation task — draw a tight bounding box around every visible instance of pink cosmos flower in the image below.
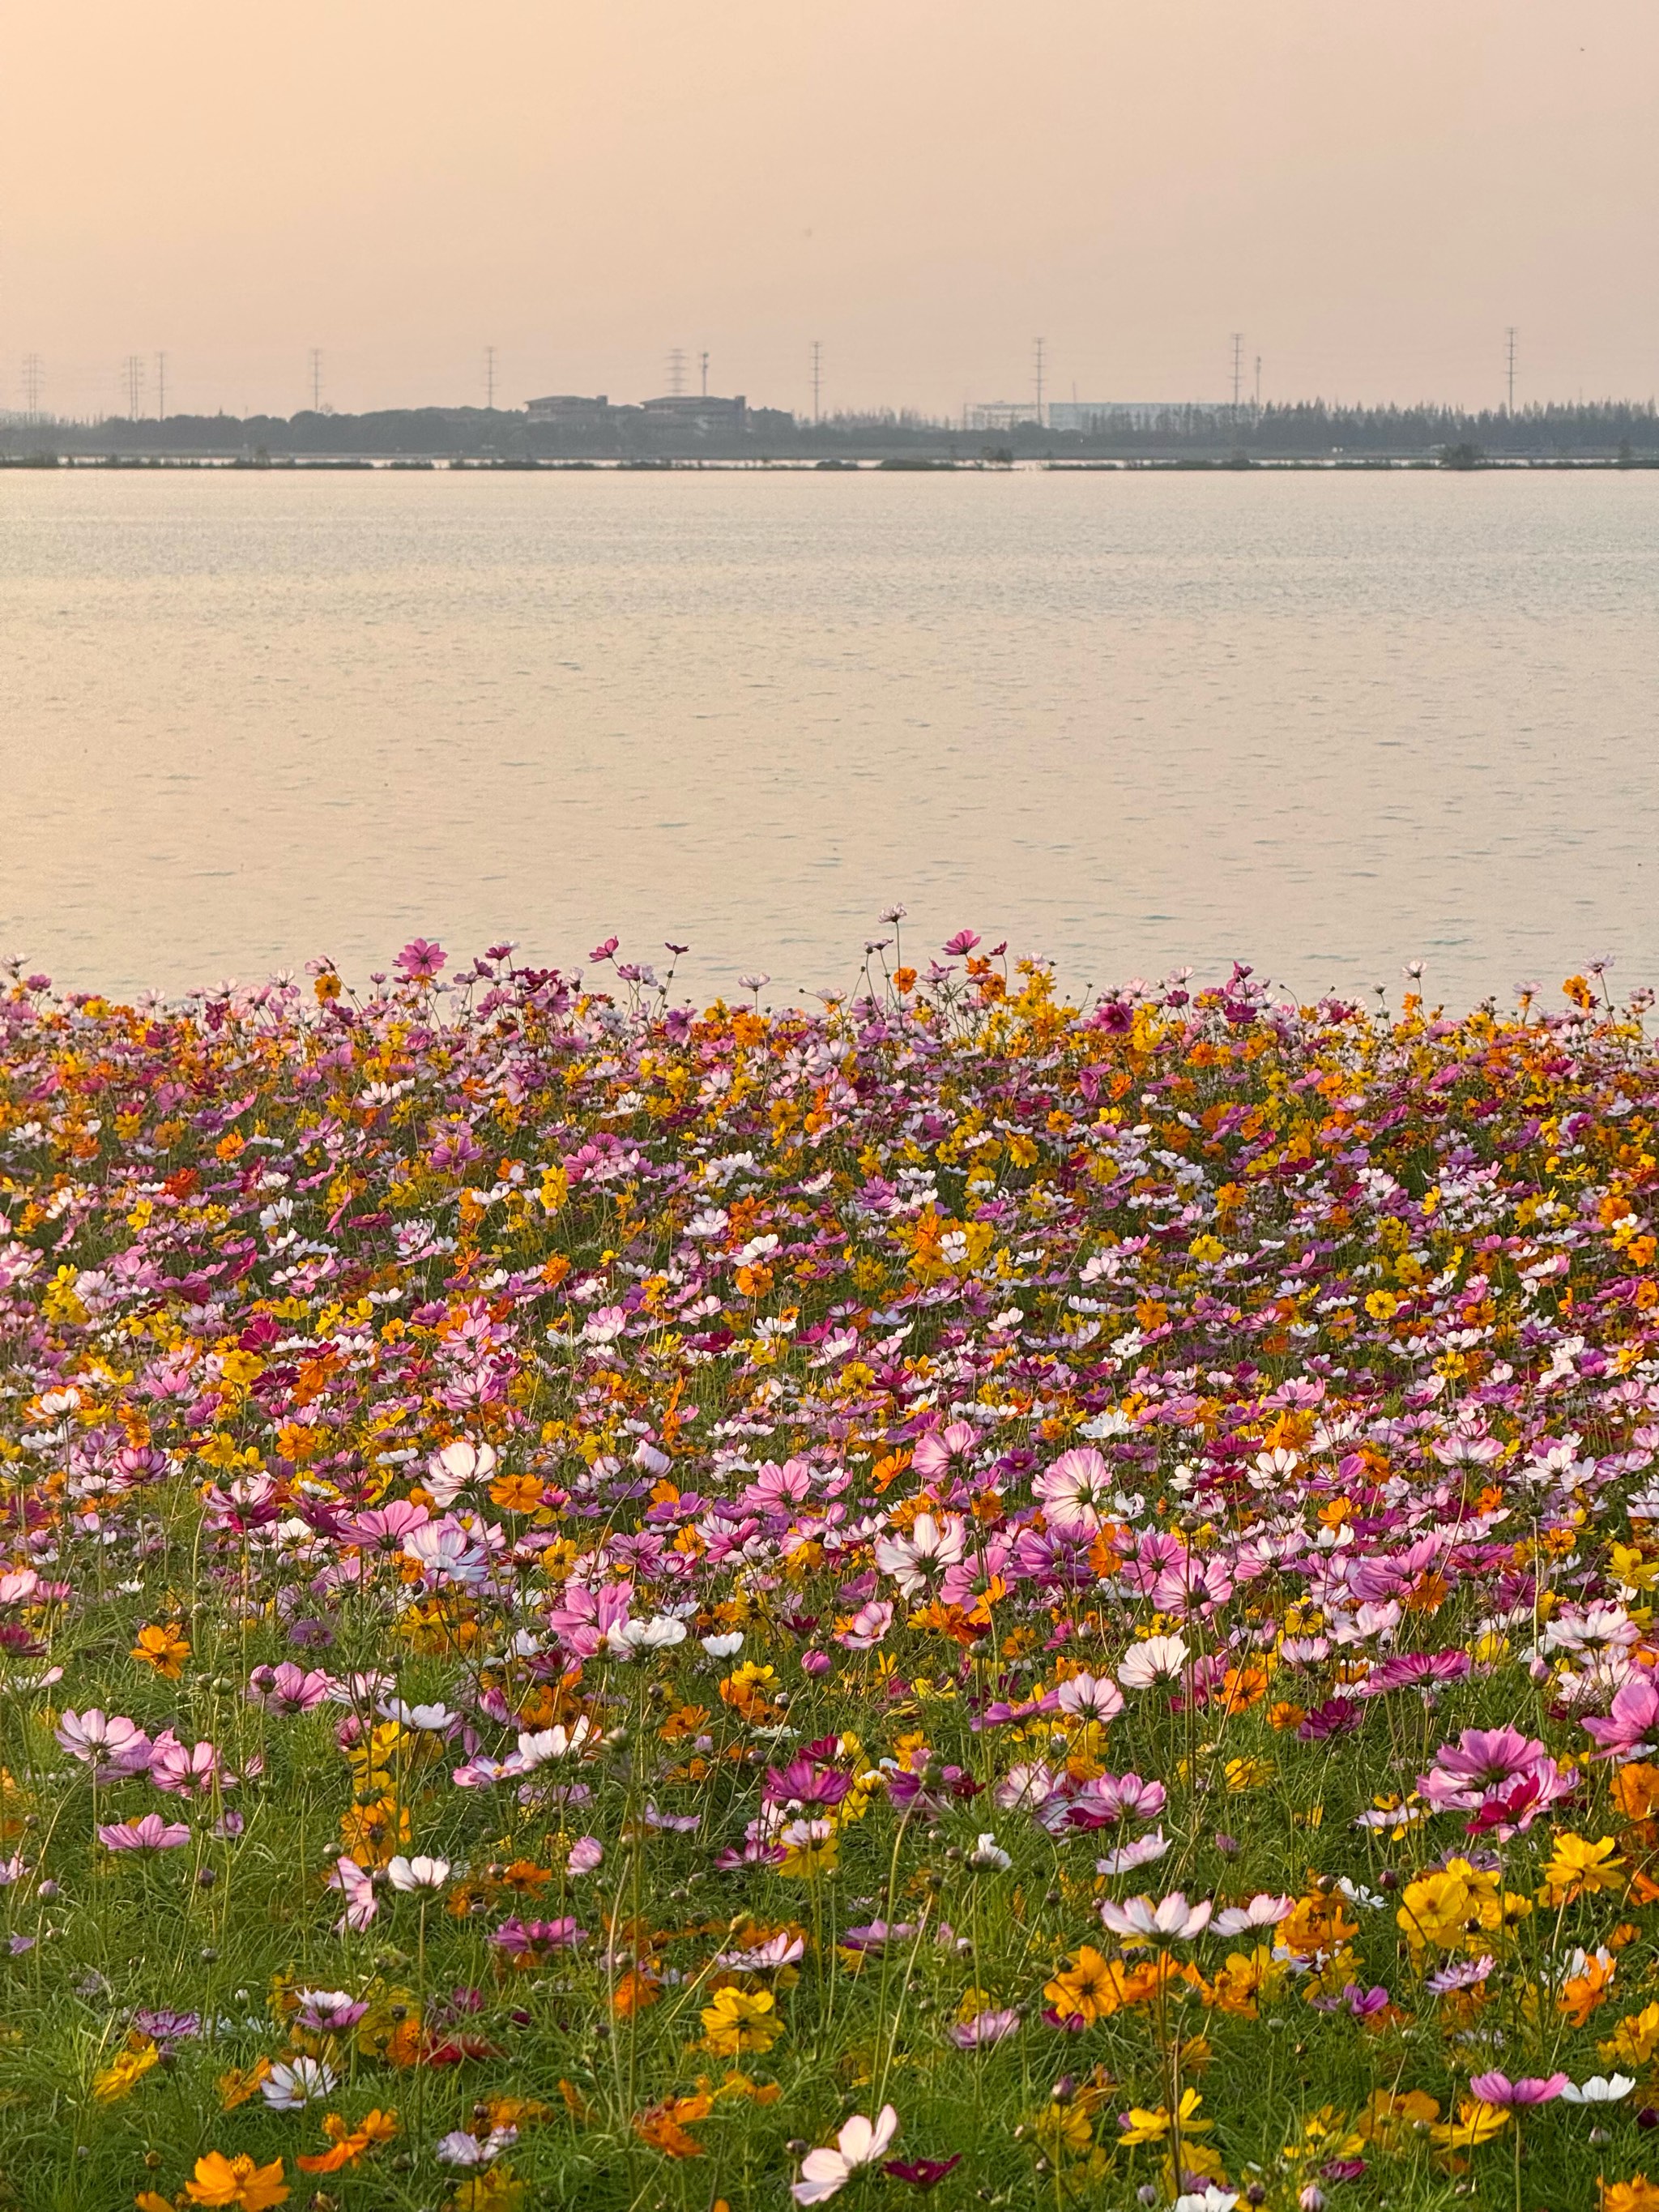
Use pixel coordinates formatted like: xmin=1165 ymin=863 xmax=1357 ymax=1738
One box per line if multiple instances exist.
xmin=55 ymin=1709 xmax=151 ymax=1772
xmin=912 ymin=1422 xmax=979 ymax=1482
xmin=98 ymin=1814 xmax=191 ymax=1851
xmin=835 ymin=1599 xmax=894 ymax=1650
xmin=1056 ymin=1672 xmax=1126 ymax=1723
xmin=1582 ymin=1672 xmax=1659 ymax=1761
xmin=148 ymin=1735 xmax=234 ymax=1798
xmin=1469 ymin=2071 xmax=1569 ymax=2107
xmin=948 ymin=2007 xmax=1021 ymax=2049
xmin=941 ymin=930 xmax=981 ymax=956
xmin=394 ymin=938 xmax=447 ymax=980
xmin=326 ymin=1855 xmax=377 ymax=1932
xmin=246 ymin=1661 xmax=337 ymax=1714
xmin=337 ymin=1500 xmax=430 ymax=1552
xmin=1419 ymin=1724 xmax=1549 ymax=1808
xmin=1034 ymin=1447 xmax=1115 ymax=1535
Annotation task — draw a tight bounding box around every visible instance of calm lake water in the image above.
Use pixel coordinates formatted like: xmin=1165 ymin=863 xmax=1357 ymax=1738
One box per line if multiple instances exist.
xmin=3 ymin=467 xmax=1657 ymax=1010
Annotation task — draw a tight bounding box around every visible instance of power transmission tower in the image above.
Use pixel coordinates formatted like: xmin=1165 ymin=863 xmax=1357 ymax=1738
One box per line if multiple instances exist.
xmin=1230 ymin=333 xmax=1244 ymax=416
xmin=156 ymin=351 xmax=167 ymax=423
xmin=810 ymin=339 xmax=823 ymax=424
xmin=22 ymin=354 xmax=42 ymax=422
xmin=309 ymin=348 xmax=323 ymax=412
xmin=699 ymin=351 xmax=710 ymax=398
xmin=484 ymin=345 xmax=497 ymax=410
xmin=1505 ymin=327 xmax=1517 ymax=412
xmin=1254 ymin=354 xmax=1262 ymax=418
xmin=1034 ymin=336 xmax=1046 ymax=427
xmin=124 ymin=355 xmax=143 ymax=421
xmin=667 ymin=348 xmax=688 ymax=396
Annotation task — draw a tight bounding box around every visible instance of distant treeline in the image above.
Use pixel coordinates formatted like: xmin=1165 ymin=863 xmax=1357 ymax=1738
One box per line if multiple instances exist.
xmin=3 ymin=397 xmax=1657 ymax=463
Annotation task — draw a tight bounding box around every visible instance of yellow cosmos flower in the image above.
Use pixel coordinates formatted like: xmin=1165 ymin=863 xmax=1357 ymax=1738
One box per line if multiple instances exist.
xmin=1428 ymin=2099 xmax=1509 ymax=2150
xmin=1118 ymin=2088 xmax=1210 ymax=2146
xmin=92 ymin=2035 xmax=160 ymax=2101
xmin=1539 ymin=1833 xmax=1625 ymax=1907
xmin=699 ymin=1984 xmax=781 ymax=2056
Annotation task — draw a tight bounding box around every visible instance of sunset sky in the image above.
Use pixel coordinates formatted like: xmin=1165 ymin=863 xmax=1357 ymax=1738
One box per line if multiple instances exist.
xmin=5 ymin=0 xmax=1656 ymax=422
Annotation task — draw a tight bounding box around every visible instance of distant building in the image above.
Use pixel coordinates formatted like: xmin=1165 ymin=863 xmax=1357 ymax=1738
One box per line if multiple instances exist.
xmin=966 ymin=401 xmax=1041 ymax=432
xmin=1045 ymin=401 xmax=1226 ymax=432
xmin=525 ymin=394 xmax=611 ymax=425
xmin=638 ymin=393 xmax=748 ymax=436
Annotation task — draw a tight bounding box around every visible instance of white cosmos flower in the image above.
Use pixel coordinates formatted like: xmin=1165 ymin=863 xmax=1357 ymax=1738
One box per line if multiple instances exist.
xmin=1116 ymin=1633 xmax=1190 ymax=1689
xmin=872 ymin=1512 xmax=966 ymax=1598
xmin=378 ymin=1699 xmax=459 ymax=1732
xmin=1175 ymin=2191 xmax=1239 ymax=2212
xmin=1560 ymin=2075 xmax=1635 ymax=2103
xmin=791 ymin=2106 xmax=900 ymax=2205
xmin=386 ymin=1854 xmax=451 ymax=1893
xmin=606 ymin=1615 xmax=689 ymax=1660
xmin=436 ymin=2127 xmax=519 ymax=2166
xmin=507 ymin=1718 xmax=594 ymax=1773
xmin=261 ymin=2055 xmax=337 ymax=2110
xmin=1098 ymin=1890 xmax=1212 ymax=1941
xmin=702 ymin=1630 xmax=745 ymax=1659
xmin=1213 ymin=1893 xmax=1294 ymax=1937
xmin=967 ymin=1832 xmax=1013 ymax=1872
xmin=426 ymin=1437 xmax=497 ymax=1505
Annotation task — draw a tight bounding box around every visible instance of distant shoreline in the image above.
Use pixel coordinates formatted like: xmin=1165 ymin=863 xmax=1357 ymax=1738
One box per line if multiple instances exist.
xmin=4 ymin=451 xmax=1657 ymax=472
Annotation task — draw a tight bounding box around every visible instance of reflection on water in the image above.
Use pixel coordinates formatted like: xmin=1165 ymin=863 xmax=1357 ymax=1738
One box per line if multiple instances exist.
xmin=2 ymin=468 xmax=1657 ymax=1007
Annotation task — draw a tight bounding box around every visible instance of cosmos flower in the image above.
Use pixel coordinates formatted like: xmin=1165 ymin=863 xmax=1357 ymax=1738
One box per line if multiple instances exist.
xmin=98 ymin=1814 xmax=191 ymax=1851
xmin=1117 ymin=1635 xmax=1191 ymax=1689
xmin=1098 ymin=1891 xmax=1213 ymax=1941
xmin=386 ymin=1855 xmax=451 ymax=1893
xmin=792 ymin=2107 xmax=900 ymax=2204
xmin=261 ymin=2056 xmax=339 ymax=2111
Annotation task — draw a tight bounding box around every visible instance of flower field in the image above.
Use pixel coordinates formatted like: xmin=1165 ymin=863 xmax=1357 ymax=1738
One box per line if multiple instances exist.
xmin=3 ymin=933 xmax=1659 ymax=2212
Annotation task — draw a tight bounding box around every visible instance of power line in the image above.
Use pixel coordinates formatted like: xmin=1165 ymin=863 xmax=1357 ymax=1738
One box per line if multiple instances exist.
xmin=1034 ymin=336 xmax=1046 ymax=428
xmin=1505 ymin=327 xmax=1518 ymax=413
xmin=810 ymin=339 xmax=822 ymax=424
xmin=484 ymin=344 xmax=497 ymax=410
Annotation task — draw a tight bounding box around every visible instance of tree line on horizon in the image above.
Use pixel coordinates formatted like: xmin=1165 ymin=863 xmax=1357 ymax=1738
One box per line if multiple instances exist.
xmin=3 ymin=395 xmax=1657 ymax=461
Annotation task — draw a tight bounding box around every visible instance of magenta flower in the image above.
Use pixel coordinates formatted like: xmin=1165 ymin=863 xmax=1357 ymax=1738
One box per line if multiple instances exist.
xmin=394 ymin=938 xmax=447 ymax=980
xmin=98 ymin=1813 xmax=191 ymax=1851
xmin=883 ymin=2154 xmax=963 ymax=2189
xmin=1469 ymin=2071 xmax=1569 ymax=2107
xmin=941 ymin=930 xmax=981 ymax=956
xmin=246 ymin=1660 xmax=337 ymax=1714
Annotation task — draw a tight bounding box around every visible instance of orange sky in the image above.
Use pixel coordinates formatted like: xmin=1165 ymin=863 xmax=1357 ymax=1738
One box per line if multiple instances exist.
xmin=4 ymin=0 xmax=1656 ymax=421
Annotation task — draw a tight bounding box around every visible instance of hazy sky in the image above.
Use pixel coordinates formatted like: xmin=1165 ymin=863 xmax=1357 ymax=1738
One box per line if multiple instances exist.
xmin=5 ymin=0 xmax=1657 ymax=421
